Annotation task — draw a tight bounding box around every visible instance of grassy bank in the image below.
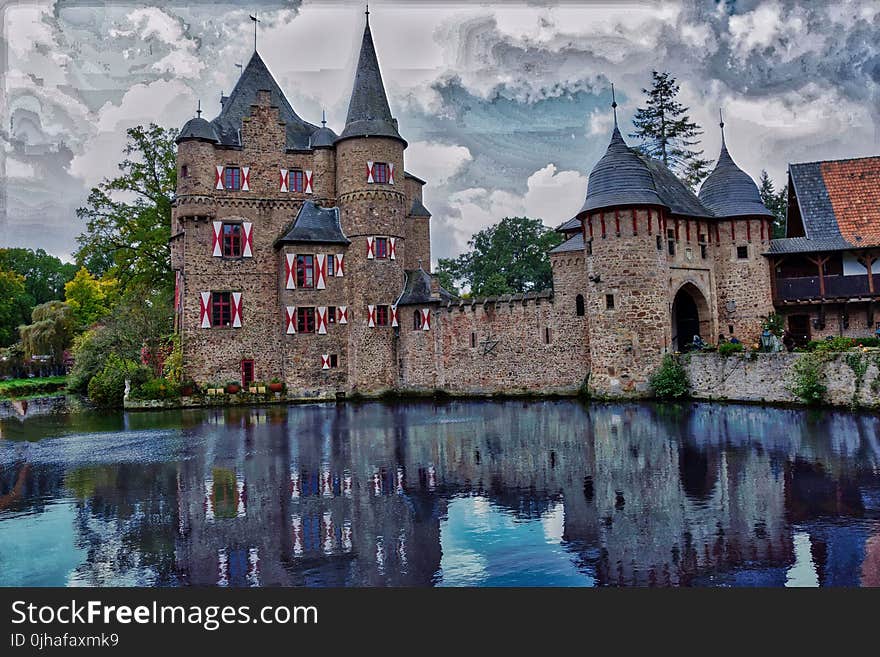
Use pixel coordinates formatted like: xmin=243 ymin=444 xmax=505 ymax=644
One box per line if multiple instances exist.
xmin=0 ymin=376 xmax=68 ymax=400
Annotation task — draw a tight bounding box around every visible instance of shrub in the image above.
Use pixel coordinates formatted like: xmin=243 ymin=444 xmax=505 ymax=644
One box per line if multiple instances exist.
xmin=812 ymin=336 xmax=856 ymax=353
xmin=718 ymin=342 xmax=744 ymax=356
xmin=789 ymin=352 xmax=827 ymax=406
xmin=87 ymin=354 xmax=150 ymax=408
xmin=649 ymin=354 xmax=689 ymax=399
xmin=131 ymin=377 xmax=180 ymax=401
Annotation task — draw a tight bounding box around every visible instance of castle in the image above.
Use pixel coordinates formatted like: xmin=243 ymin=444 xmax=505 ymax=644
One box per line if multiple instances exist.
xmin=172 ymin=10 xmax=880 ymax=398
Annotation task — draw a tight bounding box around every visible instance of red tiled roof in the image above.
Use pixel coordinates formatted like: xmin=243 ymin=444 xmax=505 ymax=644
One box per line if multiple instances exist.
xmin=820 ymin=156 xmax=880 ymax=247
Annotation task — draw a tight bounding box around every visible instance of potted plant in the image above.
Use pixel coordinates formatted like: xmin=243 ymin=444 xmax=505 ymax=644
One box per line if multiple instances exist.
xmin=225 ymin=381 xmax=241 ymax=395
xmin=268 ymin=378 xmax=284 ymax=393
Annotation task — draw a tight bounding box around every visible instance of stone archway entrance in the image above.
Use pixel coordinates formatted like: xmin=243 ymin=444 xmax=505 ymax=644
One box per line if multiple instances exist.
xmin=672 ymin=284 xmax=711 ymax=352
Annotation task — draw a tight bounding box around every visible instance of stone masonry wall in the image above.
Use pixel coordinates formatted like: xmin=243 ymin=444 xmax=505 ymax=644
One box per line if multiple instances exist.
xmin=685 ymin=351 xmax=880 ymax=408
xmin=777 ymin=305 xmax=878 ymax=341
xmin=397 ymin=295 xmax=589 ymax=395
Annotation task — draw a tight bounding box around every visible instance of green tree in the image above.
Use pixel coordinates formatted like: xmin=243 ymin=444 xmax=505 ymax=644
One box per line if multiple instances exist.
xmin=758 ymin=170 xmax=788 ymax=238
xmin=74 ymin=124 xmax=177 ymax=296
xmin=438 ymin=217 xmax=562 ymax=297
xmin=0 ymin=269 xmax=32 ymax=347
xmin=18 ymin=301 xmax=77 ymax=366
xmin=0 ymin=248 xmax=77 ymax=306
xmin=630 ymin=71 xmax=711 ymax=190
xmin=64 ymin=267 xmax=118 ymax=329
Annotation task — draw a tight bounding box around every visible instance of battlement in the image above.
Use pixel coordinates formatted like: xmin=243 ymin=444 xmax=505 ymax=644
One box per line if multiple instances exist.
xmin=442 ymin=290 xmax=554 ymax=312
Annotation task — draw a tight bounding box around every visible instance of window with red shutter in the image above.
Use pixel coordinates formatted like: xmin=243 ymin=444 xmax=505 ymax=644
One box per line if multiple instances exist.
xmin=374 ymin=237 xmax=389 ymax=259
xmin=290 ymin=169 xmax=305 ymax=192
xmin=296 ymin=307 xmax=316 ymax=334
xmin=376 ymin=305 xmax=390 ymax=327
xmin=373 ymin=163 xmax=388 ymax=183
xmin=222 ymin=223 xmax=242 ymax=257
xmin=296 ymin=255 xmax=315 ymax=288
xmin=211 ymin=292 xmax=232 ymax=327
xmin=224 ymin=167 xmax=242 ymax=190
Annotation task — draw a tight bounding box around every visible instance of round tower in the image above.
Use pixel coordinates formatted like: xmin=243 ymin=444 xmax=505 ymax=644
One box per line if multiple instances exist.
xmin=335 ymin=10 xmax=408 ymax=393
xmin=698 ymin=115 xmax=775 ymax=345
xmin=579 ymin=122 xmax=671 ymax=396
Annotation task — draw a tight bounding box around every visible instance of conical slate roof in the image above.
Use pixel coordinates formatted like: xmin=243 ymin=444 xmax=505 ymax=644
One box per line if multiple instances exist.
xmin=338 ymin=16 xmax=405 ymax=144
xmin=699 ymin=139 xmax=773 ymax=218
xmin=177 ymin=116 xmax=219 ymax=144
xmin=579 ymin=126 xmax=663 ymax=215
xmin=310 ymin=126 xmax=337 ymax=148
xmin=210 ymin=51 xmax=320 ymax=150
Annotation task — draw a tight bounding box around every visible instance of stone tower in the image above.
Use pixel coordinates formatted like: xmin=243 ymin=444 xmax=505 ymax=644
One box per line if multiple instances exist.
xmin=335 ymin=11 xmax=408 ymax=392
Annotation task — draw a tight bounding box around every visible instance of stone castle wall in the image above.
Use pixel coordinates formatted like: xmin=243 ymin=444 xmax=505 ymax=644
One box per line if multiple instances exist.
xmin=684 ymin=351 xmax=880 ymax=408
xmin=398 ymin=294 xmax=588 ymax=395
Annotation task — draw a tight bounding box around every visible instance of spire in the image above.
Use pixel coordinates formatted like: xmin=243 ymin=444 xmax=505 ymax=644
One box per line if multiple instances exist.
xmin=322 ymin=109 xmax=327 ymax=127
xmin=196 ymin=99 xmax=201 ymax=118
xmin=611 ymin=82 xmax=619 ymax=129
xmin=717 ymin=107 xmax=732 ymax=163
xmin=338 ymin=8 xmax=405 ymax=144
xmin=250 ymin=14 xmax=260 ymax=52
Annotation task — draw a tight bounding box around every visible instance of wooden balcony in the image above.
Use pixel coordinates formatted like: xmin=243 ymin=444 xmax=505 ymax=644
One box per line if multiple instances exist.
xmin=775 ymin=274 xmax=880 ymax=304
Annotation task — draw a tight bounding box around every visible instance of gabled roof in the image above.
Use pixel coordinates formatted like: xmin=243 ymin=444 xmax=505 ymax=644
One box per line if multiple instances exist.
xmin=698 ymin=140 xmax=773 ymax=218
xmin=409 ymin=197 xmax=432 ymax=217
xmin=638 ymin=154 xmax=715 ymax=218
xmin=210 ymin=51 xmax=320 ymax=151
xmin=275 ymin=201 xmax=350 ymax=246
xmin=766 ymin=236 xmax=852 ymax=255
xmin=789 ymin=156 xmax=880 ymax=247
xmin=396 ymin=267 xmax=457 ymax=305
xmin=338 ymin=16 xmax=405 ymax=145
xmin=549 ymin=232 xmax=585 ymax=254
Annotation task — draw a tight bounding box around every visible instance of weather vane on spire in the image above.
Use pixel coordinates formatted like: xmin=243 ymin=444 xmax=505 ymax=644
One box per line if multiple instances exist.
xmin=196 ymin=99 xmax=202 ymax=118
xmin=611 ymin=82 xmax=619 ymax=128
xmin=250 ymin=13 xmax=261 ymax=52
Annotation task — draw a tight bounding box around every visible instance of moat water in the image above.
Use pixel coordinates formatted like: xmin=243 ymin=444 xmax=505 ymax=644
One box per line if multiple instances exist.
xmin=1 ymin=400 xmax=879 ymax=587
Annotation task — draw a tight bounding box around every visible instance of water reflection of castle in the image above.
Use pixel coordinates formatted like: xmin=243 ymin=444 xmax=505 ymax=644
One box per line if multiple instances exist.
xmin=164 ymin=402 xmax=880 ymax=587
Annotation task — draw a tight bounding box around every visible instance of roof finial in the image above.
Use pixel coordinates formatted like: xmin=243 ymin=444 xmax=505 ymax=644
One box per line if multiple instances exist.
xmin=196 ymin=99 xmax=202 ymax=118
xmin=250 ymin=13 xmax=260 ymax=52
xmin=365 ymin=3 xmax=370 ymax=24
xmin=611 ymin=82 xmax=619 ymax=128
xmin=719 ymin=107 xmax=726 ymax=146
xmin=321 ymin=109 xmax=327 ymax=128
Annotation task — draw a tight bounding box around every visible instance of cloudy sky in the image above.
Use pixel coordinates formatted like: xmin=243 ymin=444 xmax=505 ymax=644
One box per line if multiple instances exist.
xmin=2 ymin=0 xmax=879 ymax=263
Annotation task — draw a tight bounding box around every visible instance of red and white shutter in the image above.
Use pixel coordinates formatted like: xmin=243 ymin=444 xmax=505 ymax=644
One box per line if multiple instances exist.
xmin=304 ymin=170 xmax=314 ymax=194
xmin=232 ymin=292 xmax=243 ymax=328
xmin=388 ymin=162 xmax=395 ymax=185
xmin=279 ymin=169 xmax=289 ymax=192
xmin=242 ymin=222 xmax=253 ymax=258
xmin=315 ymin=254 xmax=327 ymax=289
xmin=367 ymin=161 xmax=375 ymax=183
xmin=317 ymin=306 xmax=328 ymax=335
xmin=335 ymin=253 xmax=345 ymax=276
xmin=241 ymin=166 xmax=250 ymax=191
xmin=337 ymin=306 xmax=348 ymax=324
xmin=391 ymin=305 xmax=399 ymax=327
xmin=366 ymin=237 xmax=375 ymax=259
xmin=285 ymin=306 xmax=297 ymax=334
xmin=367 ymin=305 xmax=376 ymax=328
xmin=285 ymin=253 xmax=296 ymax=289
xmin=215 ymin=166 xmax=225 ymax=190
xmin=212 ymin=221 xmax=223 ymax=257
xmin=321 ymin=354 xmax=331 ymax=370
xmin=200 ymin=292 xmax=212 ymax=329
xmin=389 ymin=237 xmax=396 ymax=260
xmin=421 ymin=308 xmax=431 ymax=331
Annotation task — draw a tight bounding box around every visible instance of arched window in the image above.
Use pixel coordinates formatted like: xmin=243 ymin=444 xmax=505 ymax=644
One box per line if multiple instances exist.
xmin=413 ymin=309 xmax=422 ymax=330
xmin=575 ymin=294 xmax=585 ymax=316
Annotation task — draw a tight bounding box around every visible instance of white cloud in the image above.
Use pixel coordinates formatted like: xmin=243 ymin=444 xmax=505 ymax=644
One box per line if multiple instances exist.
xmin=405 ymin=141 xmax=473 ymax=185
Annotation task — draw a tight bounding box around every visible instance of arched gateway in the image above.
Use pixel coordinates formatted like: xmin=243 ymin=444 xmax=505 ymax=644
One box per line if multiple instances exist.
xmin=672 ymin=284 xmax=711 ymax=352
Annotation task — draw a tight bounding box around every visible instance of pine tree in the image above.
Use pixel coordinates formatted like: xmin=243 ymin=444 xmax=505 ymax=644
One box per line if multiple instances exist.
xmin=758 ymin=170 xmax=788 ymax=238
xmin=630 ymin=71 xmax=711 ymax=190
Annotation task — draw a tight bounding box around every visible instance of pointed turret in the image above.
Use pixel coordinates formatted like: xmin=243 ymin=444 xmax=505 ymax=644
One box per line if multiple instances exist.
xmin=698 ymin=112 xmax=773 ymax=218
xmin=337 ymin=10 xmax=405 ymax=145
